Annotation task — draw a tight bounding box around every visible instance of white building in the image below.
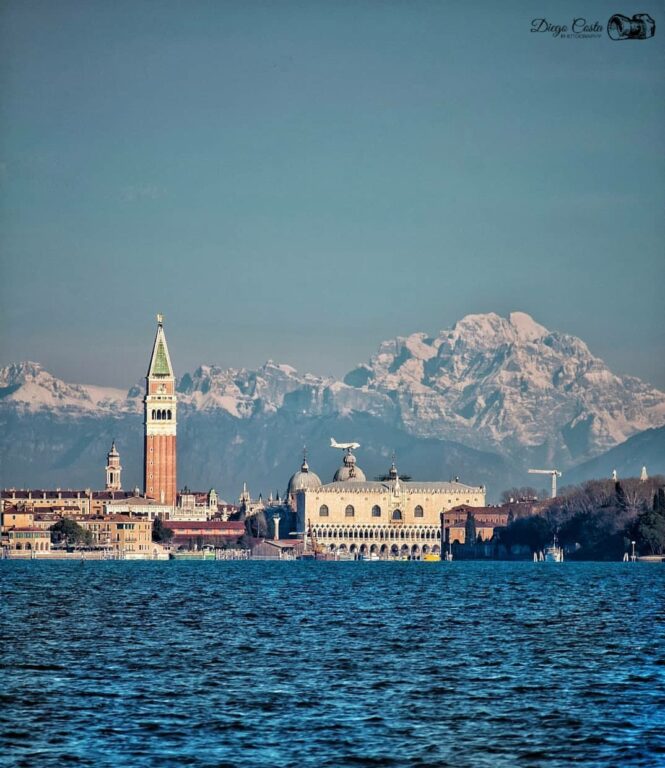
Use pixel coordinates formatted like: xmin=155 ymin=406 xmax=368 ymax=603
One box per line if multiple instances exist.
xmin=296 ymin=449 xmax=485 ymax=558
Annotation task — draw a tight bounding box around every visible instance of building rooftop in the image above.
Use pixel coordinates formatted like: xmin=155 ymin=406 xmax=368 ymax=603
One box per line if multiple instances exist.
xmin=106 ymin=496 xmax=166 ymax=506
xmin=167 ymin=520 xmax=245 ymax=531
xmin=302 ymin=480 xmax=484 ymax=494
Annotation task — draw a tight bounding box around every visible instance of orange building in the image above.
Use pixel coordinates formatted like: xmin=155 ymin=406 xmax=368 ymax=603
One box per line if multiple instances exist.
xmin=144 ymin=314 xmax=177 ymax=506
xmin=78 ymin=515 xmax=153 ymax=555
xmin=442 ymin=504 xmax=511 ymax=545
xmin=167 ymin=520 xmax=245 ymax=550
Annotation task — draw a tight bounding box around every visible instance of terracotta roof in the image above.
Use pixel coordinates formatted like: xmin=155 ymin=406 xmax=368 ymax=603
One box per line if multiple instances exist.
xmin=84 ymin=514 xmax=148 ymax=523
xmin=106 ymin=496 xmax=165 ymax=507
xmin=8 ymin=527 xmax=49 ymax=533
xmin=92 ymin=491 xmax=139 ymax=500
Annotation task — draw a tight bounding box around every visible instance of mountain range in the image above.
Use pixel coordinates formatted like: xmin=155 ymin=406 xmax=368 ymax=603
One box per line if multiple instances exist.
xmin=1 ymin=311 xmax=663 ymax=501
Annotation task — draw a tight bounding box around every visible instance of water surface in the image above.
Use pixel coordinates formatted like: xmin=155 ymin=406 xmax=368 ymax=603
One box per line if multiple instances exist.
xmin=1 ymin=561 xmax=664 ymax=767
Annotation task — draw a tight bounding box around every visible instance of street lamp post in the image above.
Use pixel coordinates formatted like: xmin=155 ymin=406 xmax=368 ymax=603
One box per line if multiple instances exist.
xmin=631 ymin=540 xmax=636 ymax=562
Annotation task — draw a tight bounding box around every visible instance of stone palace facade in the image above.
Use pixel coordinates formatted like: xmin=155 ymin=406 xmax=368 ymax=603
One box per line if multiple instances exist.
xmin=294 ymin=449 xmax=485 ymax=558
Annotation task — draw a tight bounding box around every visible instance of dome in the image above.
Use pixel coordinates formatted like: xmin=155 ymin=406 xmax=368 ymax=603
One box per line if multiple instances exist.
xmin=333 ymin=450 xmax=366 ymax=483
xmin=287 ymin=453 xmax=321 ymax=496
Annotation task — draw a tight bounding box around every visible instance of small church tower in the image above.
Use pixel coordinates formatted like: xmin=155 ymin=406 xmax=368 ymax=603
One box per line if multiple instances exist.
xmin=105 ymin=441 xmax=122 ymax=491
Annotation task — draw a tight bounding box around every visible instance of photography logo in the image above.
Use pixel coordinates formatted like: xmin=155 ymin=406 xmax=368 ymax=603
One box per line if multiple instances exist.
xmin=607 ymin=13 xmax=655 ymax=39
xmin=530 ymin=12 xmax=656 ymax=40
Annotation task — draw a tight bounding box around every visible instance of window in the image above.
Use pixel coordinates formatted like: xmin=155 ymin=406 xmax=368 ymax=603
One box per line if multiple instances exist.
xmin=371 ymin=505 xmax=381 ymax=517
xmin=345 ymin=505 xmax=355 ymax=518
xmin=319 ymin=505 xmax=329 ymax=517
xmin=414 ymin=505 xmax=424 ymax=518
xmin=392 ymin=509 xmax=402 ymax=521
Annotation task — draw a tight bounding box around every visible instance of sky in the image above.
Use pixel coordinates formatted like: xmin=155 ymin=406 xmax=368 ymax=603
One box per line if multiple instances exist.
xmin=1 ymin=0 xmax=664 ymax=388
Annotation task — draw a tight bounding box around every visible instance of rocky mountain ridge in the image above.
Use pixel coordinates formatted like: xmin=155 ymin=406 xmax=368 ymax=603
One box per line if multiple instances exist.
xmin=1 ymin=312 xmax=664 ymax=492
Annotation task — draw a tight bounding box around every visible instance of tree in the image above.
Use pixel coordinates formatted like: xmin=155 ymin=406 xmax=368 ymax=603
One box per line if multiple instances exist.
xmin=245 ymin=510 xmax=269 ymax=539
xmin=653 ymin=488 xmax=665 ymax=514
xmin=464 ymin=512 xmax=476 ymax=545
xmin=50 ymin=519 xmax=92 ymax=547
xmin=635 ymin=507 xmax=665 ymax=555
xmin=500 ymin=486 xmax=540 ymax=504
xmin=152 ymin=517 xmax=174 ymax=543
xmin=502 ymin=516 xmax=551 ymax=554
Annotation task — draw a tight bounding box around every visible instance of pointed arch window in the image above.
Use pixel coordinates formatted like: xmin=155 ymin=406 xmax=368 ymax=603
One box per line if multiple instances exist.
xmin=345 ymin=505 xmax=355 ymax=518
xmin=414 ymin=505 xmax=424 ymax=518
xmin=371 ymin=505 xmax=382 ymax=517
xmin=392 ymin=509 xmax=403 ymax=521
xmin=319 ymin=505 xmax=329 ymax=517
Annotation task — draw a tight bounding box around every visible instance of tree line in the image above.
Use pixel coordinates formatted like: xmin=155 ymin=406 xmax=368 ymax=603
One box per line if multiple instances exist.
xmin=498 ymin=476 xmax=665 ymax=559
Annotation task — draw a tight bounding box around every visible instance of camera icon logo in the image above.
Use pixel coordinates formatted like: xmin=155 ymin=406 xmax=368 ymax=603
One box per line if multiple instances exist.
xmin=607 ymin=13 xmax=656 ymax=40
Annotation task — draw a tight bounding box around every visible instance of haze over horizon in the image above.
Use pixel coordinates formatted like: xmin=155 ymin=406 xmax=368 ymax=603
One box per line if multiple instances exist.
xmin=1 ymin=1 xmax=664 ymax=388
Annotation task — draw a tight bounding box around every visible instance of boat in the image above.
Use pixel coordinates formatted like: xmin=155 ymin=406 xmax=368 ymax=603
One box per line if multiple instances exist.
xmin=544 ymin=536 xmax=564 ymax=562
xmin=336 ymin=551 xmax=354 ymax=561
xmin=423 ymin=553 xmax=441 ymax=562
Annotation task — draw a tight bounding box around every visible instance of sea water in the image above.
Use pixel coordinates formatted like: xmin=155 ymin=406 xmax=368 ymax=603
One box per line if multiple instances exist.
xmin=1 ymin=560 xmax=663 ymax=767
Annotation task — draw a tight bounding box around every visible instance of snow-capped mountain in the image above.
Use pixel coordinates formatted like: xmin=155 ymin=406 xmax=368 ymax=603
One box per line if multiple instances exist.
xmin=0 ymin=361 xmax=137 ymax=415
xmin=1 ymin=312 xmax=664 ymax=494
xmin=344 ymin=311 xmax=665 ymax=463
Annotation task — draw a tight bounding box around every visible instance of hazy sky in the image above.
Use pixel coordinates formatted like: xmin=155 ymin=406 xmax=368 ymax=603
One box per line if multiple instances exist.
xmin=1 ymin=0 xmax=664 ymax=388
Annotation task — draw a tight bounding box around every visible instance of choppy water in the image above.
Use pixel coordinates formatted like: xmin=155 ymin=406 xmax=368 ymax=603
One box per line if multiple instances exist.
xmin=1 ymin=561 xmax=664 ymax=767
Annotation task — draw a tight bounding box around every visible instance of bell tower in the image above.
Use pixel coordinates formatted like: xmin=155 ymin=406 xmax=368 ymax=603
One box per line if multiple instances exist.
xmin=105 ymin=440 xmax=122 ymax=491
xmin=144 ymin=314 xmax=177 ymax=506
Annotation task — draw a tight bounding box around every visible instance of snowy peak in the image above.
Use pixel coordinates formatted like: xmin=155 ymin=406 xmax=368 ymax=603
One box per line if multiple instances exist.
xmin=0 ymin=361 xmax=131 ymax=413
xmin=1 ymin=311 xmax=664 ymax=469
xmin=353 ymin=312 xmax=665 ymax=461
xmin=176 ymin=361 xmax=330 ymax=417
xmin=508 ymin=311 xmax=548 ymax=341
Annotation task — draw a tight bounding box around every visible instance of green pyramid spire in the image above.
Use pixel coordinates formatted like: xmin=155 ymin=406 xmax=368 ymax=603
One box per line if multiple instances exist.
xmin=152 ymin=341 xmax=170 ymax=375
xmin=147 ymin=315 xmax=174 ymax=378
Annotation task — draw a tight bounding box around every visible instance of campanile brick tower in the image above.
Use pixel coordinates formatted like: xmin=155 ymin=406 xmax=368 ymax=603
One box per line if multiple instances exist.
xmin=144 ymin=314 xmax=177 ymax=506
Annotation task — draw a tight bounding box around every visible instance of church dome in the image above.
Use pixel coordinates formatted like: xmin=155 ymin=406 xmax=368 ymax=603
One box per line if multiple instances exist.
xmin=287 ymin=453 xmax=321 ymax=496
xmin=333 ymin=450 xmax=366 ymax=482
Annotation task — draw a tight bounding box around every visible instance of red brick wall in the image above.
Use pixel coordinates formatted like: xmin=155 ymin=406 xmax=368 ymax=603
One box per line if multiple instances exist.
xmin=144 ymin=434 xmax=176 ymax=506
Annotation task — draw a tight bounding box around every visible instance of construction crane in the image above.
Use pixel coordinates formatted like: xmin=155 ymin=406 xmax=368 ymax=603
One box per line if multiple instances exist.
xmin=528 ymin=468 xmax=562 ymax=499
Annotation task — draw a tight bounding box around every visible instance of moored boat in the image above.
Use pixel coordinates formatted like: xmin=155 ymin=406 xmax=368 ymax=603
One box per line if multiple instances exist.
xmin=544 ymin=536 xmax=564 ymax=562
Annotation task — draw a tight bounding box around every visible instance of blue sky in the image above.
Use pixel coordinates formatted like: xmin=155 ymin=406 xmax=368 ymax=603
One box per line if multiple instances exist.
xmin=1 ymin=0 xmax=664 ymax=387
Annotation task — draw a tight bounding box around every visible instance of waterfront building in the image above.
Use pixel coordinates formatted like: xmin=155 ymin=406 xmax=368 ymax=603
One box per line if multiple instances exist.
xmin=77 ymin=515 xmax=153 ymax=555
xmin=105 ymin=441 xmax=122 ymax=491
xmin=103 ymin=495 xmax=172 ymax=521
xmin=251 ymin=538 xmax=304 ymax=560
xmin=1 ymin=507 xmax=36 ymax=530
xmin=166 ymin=520 xmax=245 ymax=550
xmin=2 ymin=527 xmax=51 ymax=553
xmin=144 ymin=314 xmax=177 ymax=507
xmin=1 ymin=508 xmax=51 ymax=552
xmin=442 ymin=505 xmax=510 ymax=545
xmin=1 ymin=488 xmax=141 ymax=517
xmin=296 ymin=449 xmax=486 ymax=558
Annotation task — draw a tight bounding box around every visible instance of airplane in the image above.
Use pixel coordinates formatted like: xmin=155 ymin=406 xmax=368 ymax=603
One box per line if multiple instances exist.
xmin=330 ymin=438 xmax=360 ymax=451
